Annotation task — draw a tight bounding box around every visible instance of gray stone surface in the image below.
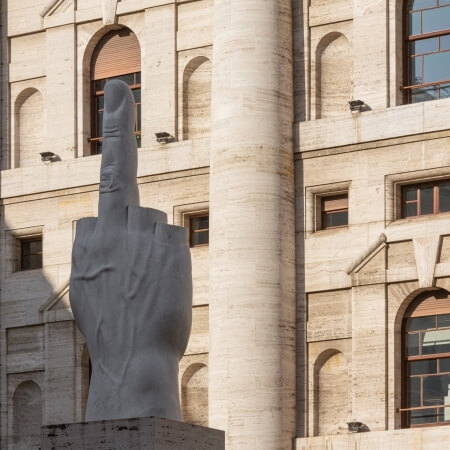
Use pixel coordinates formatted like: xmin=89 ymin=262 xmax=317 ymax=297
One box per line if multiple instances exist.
xmin=41 ymin=416 xmax=225 ymax=450
xmin=69 ymin=80 xmax=192 ymax=422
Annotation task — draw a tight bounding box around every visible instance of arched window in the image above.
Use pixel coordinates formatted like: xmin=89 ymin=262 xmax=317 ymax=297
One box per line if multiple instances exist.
xmin=90 ymin=28 xmax=141 ymax=154
xmin=402 ymin=291 xmax=450 ymax=427
xmin=405 ymin=0 xmax=450 ymax=103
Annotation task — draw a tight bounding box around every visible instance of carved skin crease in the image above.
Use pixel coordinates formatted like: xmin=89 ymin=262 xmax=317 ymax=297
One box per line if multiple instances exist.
xmin=69 ymin=80 xmax=192 ymax=422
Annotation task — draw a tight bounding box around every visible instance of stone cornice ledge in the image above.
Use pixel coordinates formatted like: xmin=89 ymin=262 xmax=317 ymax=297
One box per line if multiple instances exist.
xmin=0 ymin=139 xmax=209 ymax=200
xmin=296 ymin=97 xmax=450 ymax=153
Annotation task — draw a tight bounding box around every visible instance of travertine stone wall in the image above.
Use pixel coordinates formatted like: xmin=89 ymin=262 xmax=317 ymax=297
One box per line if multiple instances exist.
xmin=209 ymin=0 xmax=296 ymax=448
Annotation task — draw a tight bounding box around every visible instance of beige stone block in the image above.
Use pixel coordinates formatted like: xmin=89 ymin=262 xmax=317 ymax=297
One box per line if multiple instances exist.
xmin=10 ymin=33 xmax=46 ymax=82
xmin=352 ymin=284 xmax=386 ymax=431
xmin=45 ymin=25 xmax=76 ymax=160
xmin=185 ymin=305 xmax=209 ymax=355
xmin=7 ymin=353 xmax=45 ymax=374
xmin=7 ymin=0 xmax=45 ymax=37
xmin=177 ymin=0 xmax=213 ymax=51
xmin=7 ymin=325 xmax=44 ymax=355
xmin=309 ymin=0 xmax=352 ymax=27
xmin=388 ymin=240 xmax=415 ymax=269
xmin=143 ymin=5 xmax=176 ymax=140
xmin=41 ymin=417 xmax=225 ymax=450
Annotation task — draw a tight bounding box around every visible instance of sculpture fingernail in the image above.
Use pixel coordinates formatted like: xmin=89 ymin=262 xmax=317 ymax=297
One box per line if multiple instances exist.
xmin=104 ymin=80 xmax=125 ymax=113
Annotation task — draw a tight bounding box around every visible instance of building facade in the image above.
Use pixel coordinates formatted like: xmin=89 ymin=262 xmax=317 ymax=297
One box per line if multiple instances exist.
xmin=1 ymin=0 xmax=450 ymax=449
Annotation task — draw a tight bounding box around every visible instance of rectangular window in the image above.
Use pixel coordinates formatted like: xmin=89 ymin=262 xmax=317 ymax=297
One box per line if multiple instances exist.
xmin=19 ymin=237 xmax=43 ymax=271
xmin=189 ymin=214 xmax=209 ymax=247
xmin=401 ymin=180 xmax=450 ymax=218
xmin=320 ymin=194 xmax=348 ymax=230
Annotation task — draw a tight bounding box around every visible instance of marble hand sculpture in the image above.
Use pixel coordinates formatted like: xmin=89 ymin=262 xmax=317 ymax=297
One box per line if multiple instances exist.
xmin=69 ymin=80 xmax=192 ymax=422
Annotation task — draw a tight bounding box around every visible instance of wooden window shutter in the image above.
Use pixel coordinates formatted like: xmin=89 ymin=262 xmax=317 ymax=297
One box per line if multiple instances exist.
xmin=322 ymin=194 xmax=348 ymax=212
xmin=405 ymin=291 xmax=450 ymax=318
xmin=91 ymin=29 xmax=141 ymax=80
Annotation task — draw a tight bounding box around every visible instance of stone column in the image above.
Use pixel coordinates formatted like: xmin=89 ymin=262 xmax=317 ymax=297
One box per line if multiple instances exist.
xmin=209 ymin=1 xmax=296 ymax=448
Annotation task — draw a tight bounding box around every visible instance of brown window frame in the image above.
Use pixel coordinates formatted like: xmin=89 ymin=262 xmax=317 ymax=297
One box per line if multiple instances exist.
xmin=319 ymin=193 xmax=349 ymax=230
xmin=401 ymin=292 xmax=450 ymax=428
xmin=403 ymin=0 xmax=450 ymax=104
xmin=401 ymin=179 xmax=450 ymax=218
xmin=19 ymin=236 xmax=43 ymax=271
xmin=189 ymin=213 xmax=209 ymax=248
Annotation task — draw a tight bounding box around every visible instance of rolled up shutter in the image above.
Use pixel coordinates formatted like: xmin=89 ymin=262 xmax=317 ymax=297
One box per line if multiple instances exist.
xmin=91 ymin=29 xmax=141 ymax=80
xmin=405 ymin=291 xmax=450 ymax=318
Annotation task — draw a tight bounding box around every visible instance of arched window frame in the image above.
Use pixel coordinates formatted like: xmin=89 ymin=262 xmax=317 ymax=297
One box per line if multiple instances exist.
xmin=90 ymin=28 xmax=141 ymax=155
xmin=404 ymin=0 xmax=450 ymax=104
xmin=401 ymin=291 xmax=450 ymax=428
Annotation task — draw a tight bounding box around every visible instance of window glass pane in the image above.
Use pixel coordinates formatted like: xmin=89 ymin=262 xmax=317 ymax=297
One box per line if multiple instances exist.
xmin=404 ymin=185 xmax=418 ymax=202
xmin=135 ymin=134 xmax=141 ymax=149
xmin=424 ymin=51 xmax=450 ymax=83
xmin=136 ymin=72 xmax=141 ymax=84
xmin=112 ymin=74 xmax=135 ymax=85
xmin=423 ymin=374 xmax=450 ymax=405
xmin=439 ymin=182 xmax=450 ymax=212
xmin=409 ymin=0 xmax=437 ymax=10
xmin=423 ymin=6 xmax=450 ymax=33
xmin=407 ymin=316 xmax=436 ymax=331
xmin=404 ymin=202 xmax=418 ymax=217
xmin=409 ymin=359 xmax=437 ymax=375
xmin=407 ymin=376 xmax=422 ymax=407
xmin=323 ymin=211 xmax=348 ymax=228
xmin=438 ymin=313 xmax=450 ymax=328
xmin=410 ymin=12 xmax=422 ymax=35
xmin=95 ymin=140 xmax=102 ymax=155
xmin=440 ymin=83 xmax=450 ymax=98
xmin=411 ymin=86 xmax=438 ymax=102
xmin=136 ymin=103 xmax=141 ymax=132
xmin=407 ymin=333 xmax=420 ymax=356
xmin=97 ymin=111 xmax=103 ymax=137
xmin=97 ymin=95 xmax=104 ymax=110
xmin=410 ymin=408 xmax=438 ymax=424
xmin=441 ymin=35 xmax=450 ymax=50
xmin=440 ymin=0 xmax=450 ymax=5
xmin=29 ymin=254 xmax=42 ymax=269
xmin=21 ymin=239 xmax=42 ymax=270
xmin=422 ymin=329 xmax=450 ymax=354
xmin=29 ymin=240 xmax=42 ymax=254
xmin=410 ymin=56 xmax=423 ymax=85
xmin=94 ymin=79 xmax=107 ymax=91
xmin=440 ymin=357 xmax=450 ymax=372
xmin=420 ymin=185 xmax=434 ymax=214
xmin=192 ymin=230 xmax=209 ymax=246
xmin=192 ymin=216 xmax=209 ymax=231
xmin=133 ymin=89 xmax=141 ymax=103
xmin=411 ymin=37 xmax=439 ymax=55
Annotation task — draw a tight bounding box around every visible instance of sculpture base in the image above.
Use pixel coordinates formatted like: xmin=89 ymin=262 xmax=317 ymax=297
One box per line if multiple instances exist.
xmin=41 ymin=416 xmax=225 ymax=450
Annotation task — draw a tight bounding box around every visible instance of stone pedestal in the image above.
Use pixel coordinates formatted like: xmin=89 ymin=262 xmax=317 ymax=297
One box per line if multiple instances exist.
xmin=41 ymin=416 xmax=225 ymax=450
